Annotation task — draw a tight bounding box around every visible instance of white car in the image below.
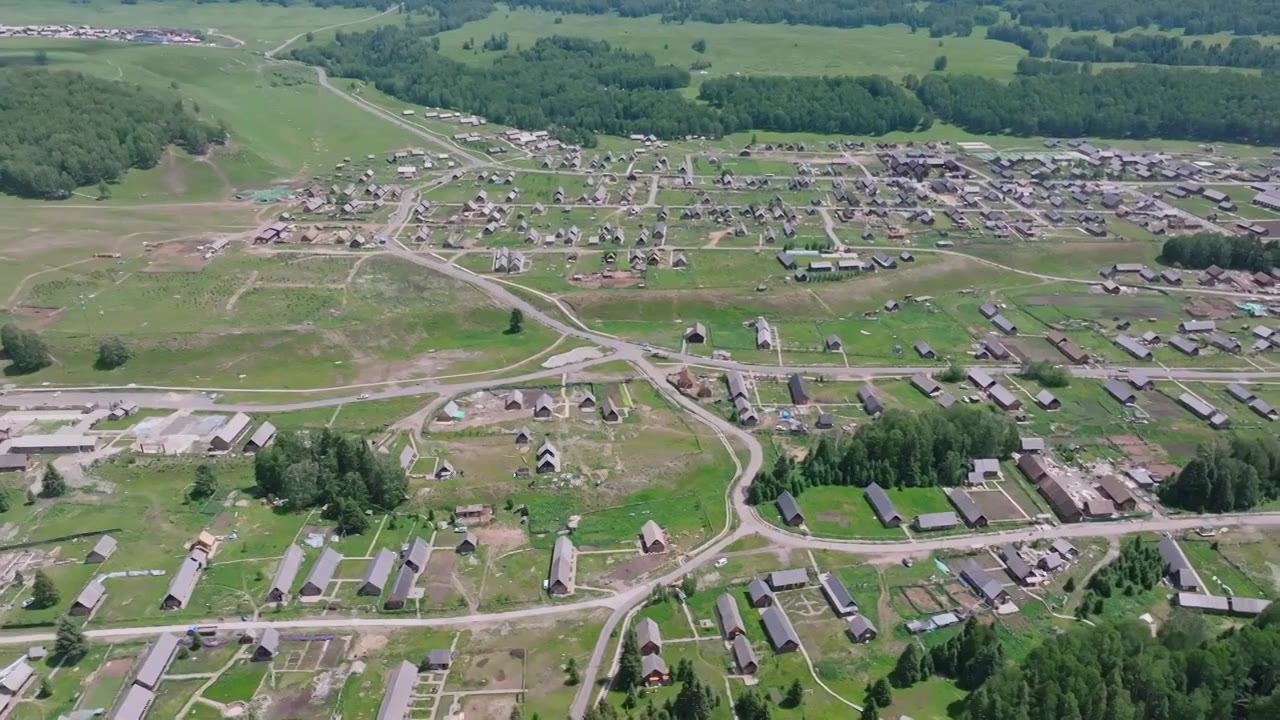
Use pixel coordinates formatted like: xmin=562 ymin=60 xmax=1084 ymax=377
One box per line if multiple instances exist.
xmin=713 ymin=558 xmax=728 ymax=568
xmin=357 ymin=393 xmax=371 ymax=400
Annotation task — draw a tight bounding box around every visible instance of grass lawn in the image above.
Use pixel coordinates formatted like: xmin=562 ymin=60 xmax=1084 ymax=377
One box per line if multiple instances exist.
xmin=1179 ymin=537 xmax=1272 ymax=598
xmin=770 ymin=486 xmax=906 ymax=540
xmin=202 ymin=659 xmax=269 ymax=704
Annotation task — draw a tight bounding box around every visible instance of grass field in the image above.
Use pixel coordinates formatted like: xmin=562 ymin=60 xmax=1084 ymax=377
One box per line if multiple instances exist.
xmin=437 ymin=8 xmax=1027 ymax=86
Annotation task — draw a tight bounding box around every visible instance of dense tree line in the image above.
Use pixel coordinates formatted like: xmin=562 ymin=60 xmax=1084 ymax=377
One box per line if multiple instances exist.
xmin=0 ymin=69 xmax=223 ymax=198
xmin=960 ymin=608 xmax=1280 ymax=720
xmin=1015 ymin=57 xmax=1086 ymax=76
xmin=1160 ymin=437 xmax=1280 ymax=513
xmin=697 ymin=75 xmax=928 ymax=135
xmin=1077 ymin=537 xmax=1165 ymax=617
xmin=1052 ymin=35 xmax=1280 ymax=70
xmin=991 ymin=0 xmax=1280 ymax=35
xmin=253 ymin=428 xmax=408 ymax=532
xmin=892 ymin=617 xmax=1003 ymax=690
xmin=1160 ymin=233 xmax=1280 ymax=272
xmin=985 ymin=23 xmax=1049 ymax=58
xmin=293 ymin=29 xmax=724 ymax=144
xmin=915 ymin=68 xmax=1280 ymax=145
xmin=747 ymin=406 xmax=1019 ymax=503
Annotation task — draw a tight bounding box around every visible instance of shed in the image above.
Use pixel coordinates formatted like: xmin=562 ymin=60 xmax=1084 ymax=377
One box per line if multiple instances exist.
xmin=358 ymin=548 xmax=397 ymax=596
xmin=639 ymin=520 xmax=667 ymax=553
xmin=71 ymin=581 xmax=106 ymax=616
xmin=267 ymin=544 xmax=305 ymax=603
xmin=716 ymin=594 xmax=747 ymax=639
xmin=253 ymin=628 xmax=280 ymax=661
xmin=732 ymin=634 xmax=758 ymax=674
xmin=746 ymin=578 xmax=775 ymax=608
xmin=87 ymin=535 xmax=117 ymax=563
xmin=300 ymin=547 xmax=342 ymax=597
xmin=846 ymin=614 xmax=878 ymax=643
xmin=761 ymin=607 xmax=801 ymax=652
xmin=376 ymin=661 xmax=419 ymax=720
xmin=865 ymin=483 xmax=902 ymax=527
xmin=776 ymin=491 xmax=804 ymax=527
xmin=636 ymin=617 xmax=662 ymax=655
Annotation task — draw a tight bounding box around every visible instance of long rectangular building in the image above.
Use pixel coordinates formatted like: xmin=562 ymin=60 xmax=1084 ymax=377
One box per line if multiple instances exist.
xmin=377 ymin=660 xmax=419 ymax=720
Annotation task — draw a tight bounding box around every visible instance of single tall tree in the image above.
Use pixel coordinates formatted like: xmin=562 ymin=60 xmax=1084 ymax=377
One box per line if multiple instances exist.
xmin=869 ymin=677 xmax=893 ymax=708
xmin=1 ymin=323 xmax=52 ymax=374
xmin=32 ymin=569 xmax=60 ymax=608
xmin=785 ymin=678 xmax=804 ymax=707
xmin=507 ymin=308 xmax=524 ymax=334
xmin=39 ymin=464 xmax=67 ymax=498
xmin=191 ymin=464 xmax=218 ymax=500
xmin=54 ymin=615 xmax=87 ymax=659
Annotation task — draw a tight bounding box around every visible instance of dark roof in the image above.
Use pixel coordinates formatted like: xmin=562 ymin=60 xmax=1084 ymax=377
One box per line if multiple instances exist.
xmin=133 ymin=634 xmax=181 ymax=690
xmin=110 ymin=683 xmax=156 ymax=720
xmin=914 ymin=512 xmax=959 ymax=530
xmin=768 ymin=568 xmax=809 ymax=589
xmin=303 ymin=548 xmax=342 ymax=592
xmin=787 ymin=374 xmax=809 ymax=404
xmin=761 ymin=606 xmax=800 ymax=650
xmin=865 ymin=483 xmax=901 ymax=525
xmin=960 ymin=560 xmax=1008 ymax=605
xmin=846 ymin=614 xmax=877 ymax=638
xmin=361 ymin=548 xmax=397 ymax=593
xmin=269 ymin=544 xmax=304 ymax=598
xmin=776 ymin=491 xmax=803 ymax=524
xmin=819 ymin=573 xmax=857 ymax=613
xmin=403 ymin=536 xmax=430 ymax=571
xmin=732 ymin=634 xmax=757 ymax=672
xmin=1157 ymin=536 xmax=1191 ymax=572
xmin=946 ymin=489 xmax=986 ymax=527
xmin=716 ymin=593 xmax=745 ymax=636
xmin=1103 ymin=379 xmax=1136 ymax=404
xmin=1001 ymin=544 xmax=1035 ymax=582
xmin=377 ymin=661 xmax=419 ymax=720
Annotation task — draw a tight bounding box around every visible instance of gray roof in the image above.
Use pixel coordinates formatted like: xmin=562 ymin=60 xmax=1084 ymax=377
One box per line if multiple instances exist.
xmin=549 ymin=535 xmax=575 ymax=591
xmin=1114 ymin=335 xmax=1151 ymax=360
xmin=134 ymin=634 xmax=180 ymax=690
xmin=1002 ymin=544 xmax=1035 ymax=581
xmin=1178 ymin=392 xmax=1216 ymax=420
xmin=761 ymin=606 xmax=800 ymax=650
xmin=245 ymin=421 xmax=277 ymax=449
xmin=787 ymin=374 xmax=809 ymax=404
xmin=732 ymin=634 xmax=757 ymax=672
xmin=1229 ymin=596 xmax=1272 ymax=616
xmin=641 ymin=654 xmax=668 ymax=678
xmin=1175 ymin=592 xmax=1231 ymax=612
xmin=75 ymin=580 xmax=106 ymax=611
xmin=716 ymin=593 xmax=745 ymax=636
xmin=865 ymin=483 xmax=901 ymax=524
xmin=988 ymin=383 xmax=1020 ymax=409
xmin=256 ymin=627 xmax=280 ymax=657
xmin=361 ymin=548 xmax=397 ymax=593
xmin=427 ymin=649 xmax=452 ymax=667
xmin=915 ymin=512 xmax=959 ymax=530
xmin=968 ymin=368 xmax=996 ymax=389
xmin=1157 ymin=536 xmax=1191 ymax=572
xmin=960 ymin=560 xmax=1007 ymax=605
xmin=973 ymin=458 xmax=1000 ymax=475
xmin=1225 ymin=383 xmax=1255 ymax=403
xmin=846 ymin=614 xmax=877 ymax=638
xmin=640 ymin=520 xmax=665 ymax=549
xmin=1020 ymin=437 xmax=1045 ymax=452
xmin=377 ymin=661 xmax=419 ymax=720
xmin=636 ymin=617 xmax=661 ymax=650
xmin=387 ymin=562 xmax=417 ymax=605
xmin=767 ymin=568 xmax=809 ymax=589
xmin=303 ymin=547 xmax=343 ymax=592
xmin=89 ymin=534 xmax=117 ymax=560
xmin=164 ymin=555 xmax=202 ymax=608
xmin=911 ymin=373 xmax=941 ymax=396
xmin=747 ymin=578 xmax=774 ymax=605
xmin=0 ymin=660 xmax=32 ymax=694
xmin=727 ymin=371 xmax=748 ymax=400
xmin=946 ymin=489 xmax=985 ymax=527
xmin=1103 ymin=379 xmax=1136 ymax=404
xmin=403 ymin=536 xmax=430 ymax=572
xmin=776 ymin=491 xmax=803 ymax=524
xmin=211 ymin=412 xmax=252 ymax=447
xmin=1179 ymin=320 xmax=1216 ymax=333
xmin=269 ymin=544 xmax=304 ymax=598
xmin=992 ymin=314 xmax=1017 ymax=334
xmin=1168 ymin=335 xmax=1199 ymax=355
xmin=819 ymin=573 xmax=857 ymax=613
xmin=109 ymin=683 xmax=155 ymax=720
xmin=1050 ymin=538 xmax=1077 ymax=558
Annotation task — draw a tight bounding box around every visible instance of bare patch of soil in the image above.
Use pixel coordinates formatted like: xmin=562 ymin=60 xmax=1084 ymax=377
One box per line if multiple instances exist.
xmin=462 ymin=695 xmax=517 ymax=720
xmin=814 ymin=511 xmax=847 ymax=528
xmin=144 ymin=240 xmax=213 ymax=272
xmin=602 ymin=553 xmax=665 ymax=584
xmin=900 ymin=586 xmax=942 ymax=614
xmin=349 ymin=632 xmax=388 ymax=659
xmin=972 ymin=491 xmax=1024 ymax=521
xmin=1184 ymin=297 xmax=1234 ymax=321
xmin=0 ymin=306 xmax=64 ymax=330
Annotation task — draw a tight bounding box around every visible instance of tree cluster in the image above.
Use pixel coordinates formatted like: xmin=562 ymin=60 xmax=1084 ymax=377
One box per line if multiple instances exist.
xmin=915 ymin=67 xmax=1280 ymax=145
xmin=253 ymin=428 xmax=408 ymax=532
xmin=1077 ymin=536 xmax=1165 ymax=617
xmin=985 ymin=23 xmax=1048 ymax=58
xmin=1161 ymin=233 xmax=1280 ymax=273
xmin=1018 ymin=360 xmax=1069 ymax=388
xmin=747 ymin=406 xmax=1019 ymax=503
xmin=891 ymin=617 xmax=1004 ymax=690
xmin=0 ymin=68 xmax=223 ymax=198
xmin=701 ymin=73 xmax=931 ymax=135
xmin=1052 ymin=34 xmax=1280 ymax=70
xmin=482 ymin=32 xmax=510 ymax=51
xmin=961 ymin=608 xmax=1280 ymax=720
xmin=1 ymin=323 xmax=51 ymax=374
xmin=1159 ymin=436 xmax=1280 ymax=513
